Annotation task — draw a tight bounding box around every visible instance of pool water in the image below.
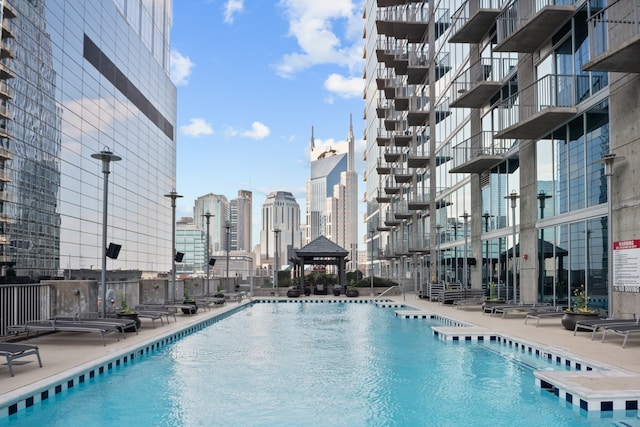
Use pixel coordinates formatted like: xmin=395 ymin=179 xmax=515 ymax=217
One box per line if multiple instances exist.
xmin=3 ymin=302 xmax=639 ymax=426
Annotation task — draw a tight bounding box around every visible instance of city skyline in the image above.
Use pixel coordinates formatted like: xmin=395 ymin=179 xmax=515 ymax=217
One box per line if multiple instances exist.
xmin=170 ymin=1 xmax=367 ymax=247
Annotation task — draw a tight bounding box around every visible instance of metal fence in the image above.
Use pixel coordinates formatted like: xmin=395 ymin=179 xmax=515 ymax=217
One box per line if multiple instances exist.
xmin=0 ymin=283 xmax=51 ymax=337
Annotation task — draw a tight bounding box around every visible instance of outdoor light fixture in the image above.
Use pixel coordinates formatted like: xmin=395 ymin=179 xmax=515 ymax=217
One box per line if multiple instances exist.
xmin=202 ymin=211 xmax=213 ymax=297
xmin=165 ymin=189 xmax=183 ymax=303
xmin=460 ymin=212 xmax=470 ymax=288
xmin=504 ymin=191 xmax=519 ymax=303
xmin=91 ymin=148 xmax=121 ymax=318
xmin=596 ymin=153 xmax=624 ymax=316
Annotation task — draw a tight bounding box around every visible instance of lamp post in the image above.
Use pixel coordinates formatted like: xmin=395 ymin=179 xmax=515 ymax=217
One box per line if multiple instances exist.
xmin=225 ymin=221 xmax=231 ymax=291
xmin=460 ymin=212 xmax=470 ymax=288
xmin=91 ymin=148 xmax=122 ymax=318
xmin=164 ymin=189 xmax=183 ymax=303
xmin=505 ymin=191 xmax=519 ymax=303
xmin=273 ymin=228 xmax=281 ymax=297
xmin=481 ymin=212 xmax=493 ymax=294
xmin=435 ymin=224 xmax=442 ymax=284
xmin=537 ymin=191 xmax=552 ymax=303
xmin=596 ymin=153 xmax=624 ymax=316
xmin=369 ymin=229 xmax=375 ymax=296
xmin=202 ymin=211 xmax=213 ymax=297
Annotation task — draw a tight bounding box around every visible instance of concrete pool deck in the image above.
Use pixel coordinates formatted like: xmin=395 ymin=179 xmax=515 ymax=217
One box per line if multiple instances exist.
xmin=1 ymin=294 xmax=640 ymax=414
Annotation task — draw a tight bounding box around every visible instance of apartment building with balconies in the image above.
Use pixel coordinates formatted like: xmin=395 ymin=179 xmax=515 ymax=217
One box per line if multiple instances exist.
xmin=364 ymin=0 xmax=640 ymax=315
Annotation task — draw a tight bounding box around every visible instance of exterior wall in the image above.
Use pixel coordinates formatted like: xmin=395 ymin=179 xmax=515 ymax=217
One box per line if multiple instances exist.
xmin=0 ymin=1 xmax=177 ymax=280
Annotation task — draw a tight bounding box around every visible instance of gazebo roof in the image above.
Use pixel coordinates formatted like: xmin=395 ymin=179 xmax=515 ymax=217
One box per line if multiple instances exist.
xmin=294 ymin=236 xmax=349 ymax=258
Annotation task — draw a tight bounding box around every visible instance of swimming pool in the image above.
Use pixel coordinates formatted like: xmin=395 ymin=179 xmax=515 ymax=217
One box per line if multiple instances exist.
xmin=1 ymin=302 xmax=638 ymax=426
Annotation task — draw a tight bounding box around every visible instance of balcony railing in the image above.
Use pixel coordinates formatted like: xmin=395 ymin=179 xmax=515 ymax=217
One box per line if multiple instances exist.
xmin=450 ymin=131 xmax=513 ymax=173
xmin=495 ymin=0 xmax=575 ymax=53
xmin=494 ymin=74 xmax=585 ymax=140
xmin=584 ymin=0 xmax=640 ymax=72
xmin=450 ymin=56 xmax=517 ymax=108
xmin=376 ymin=3 xmax=430 ymax=43
xmin=449 ymin=0 xmax=504 ymax=44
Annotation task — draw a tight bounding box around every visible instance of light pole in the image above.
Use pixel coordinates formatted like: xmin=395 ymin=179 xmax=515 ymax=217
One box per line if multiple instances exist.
xmin=460 ymin=212 xmax=470 ymax=288
xmin=202 ymin=211 xmax=213 ymax=297
xmin=435 ymin=224 xmax=442 ymax=284
xmin=164 ymin=189 xmax=183 ymax=303
xmin=225 ymin=221 xmax=230 ymax=291
xmin=537 ymin=191 xmax=552 ymax=303
xmin=596 ymin=153 xmax=624 ymax=316
xmin=273 ymin=228 xmax=281 ymax=297
xmin=369 ymin=229 xmax=375 ymax=296
xmin=505 ymin=191 xmax=519 ymax=303
xmin=481 ymin=212 xmax=493 ymax=295
xmin=91 ymin=148 xmax=121 ymax=318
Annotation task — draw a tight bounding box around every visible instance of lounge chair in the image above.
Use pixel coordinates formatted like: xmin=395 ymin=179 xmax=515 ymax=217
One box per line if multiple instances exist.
xmin=573 ymin=317 xmax=639 ymax=340
xmin=0 ymin=343 xmax=43 ymax=377
xmin=55 ymin=316 xmax=139 ymax=335
xmin=492 ymin=303 xmax=547 ymax=318
xmin=13 ymin=320 xmax=121 ymax=346
xmin=524 ymin=307 xmax=565 ymax=327
xmin=601 ymin=324 xmax=640 ymax=348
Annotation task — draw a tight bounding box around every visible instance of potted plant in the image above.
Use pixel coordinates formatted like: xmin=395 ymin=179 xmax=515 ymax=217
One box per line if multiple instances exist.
xmin=287 ymin=286 xmax=301 ymax=298
xmin=214 ymin=286 xmax=224 ymax=298
xmin=182 ymin=290 xmax=198 ymax=314
xmin=561 ymin=285 xmax=599 ymax=330
xmin=333 ymin=284 xmax=342 ymax=296
xmin=346 ymin=281 xmax=359 ymax=297
xmin=116 ymin=292 xmax=140 ymax=331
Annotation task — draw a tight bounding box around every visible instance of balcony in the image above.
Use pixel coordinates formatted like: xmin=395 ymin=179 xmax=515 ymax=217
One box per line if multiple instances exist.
xmin=376 ymin=3 xmax=429 ymax=43
xmin=392 ymin=131 xmax=412 ymax=147
xmin=0 ymin=168 xmax=11 ymax=182
xmin=3 ymin=2 xmax=16 ymax=19
xmin=583 ymin=1 xmax=640 ymax=73
xmin=0 ymin=189 xmax=12 ymax=202
xmin=394 ymin=241 xmax=410 ymax=256
xmin=0 ymin=146 xmax=13 ymax=160
xmin=393 ymin=167 xmax=414 ymax=184
xmin=2 ymin=18 xmax=15 ymax=39
xmin=407 ymin=94 xmax=430 ymax=126
xmin=1 ymin=41 xmax=14 ymax=60
xmin=449 ymin=131 xmax=512 ymax=173
xmin=384 ymin=209 xmax=402 ymax=226
xmin=409 ymin=234 xmax=430 ymax=253
xmin=376 ymin=159 xmax=391 ymax=175
xmin=376 ymin=189 xmax=392 ymax=204
xmin=495 ymin=0 xmax=575 ymax=53
xmin=384 ymin=110 xmax=401 ymax=131
xmin=384 ymin=146 xmax=403 ymax=163
xmin=0 ymin=82 xmax=11 ymax=99
xmin=449 ymin=0 xmax=502 ymax=44
xmin=377 ymin=0 xmax=423 ymax=7
xmin=0 ymin=60 xmax=15 ymax=79
xmin=494 ymin=74 xmax=583 ymax=140
xmin=407 ymin=191 xmax=430 ymax=210
xmin=0 ymin=103 xmax=9 ymax=120
xmin=395 ymin=86 xmax=410 ymax=110
xmin=406 ymin=49 xmax=429 ymax=84
xmin=376 ymin=129 xmax=391 ymax=146
xmin=450 ymin=56 xmax=517 ymax=108
xmin=407 ymin=141 xmax=430 ymax=169
xmin=377 ymin=99 xmax=391 ymax=118
xmin=383 ymin=176 xmax=402 ymax=195
xmin=394 ymin=200 xmax=412 ymax=219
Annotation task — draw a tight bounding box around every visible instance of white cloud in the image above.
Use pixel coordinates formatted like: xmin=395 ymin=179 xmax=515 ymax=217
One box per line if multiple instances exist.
xmin=324 ymin=73 xmax=364 ymax=98
xmin=242 ymin=122 xmax=271 ymax=140
xmin=170 ymin=50 xmax=195 ymax=86
xmin=180 ymin=118 xmax=214 ymax=137
xmin=223 ymin=0 xmax=244 ymax=24
xmin=275 ymin=0 xmax=365 ymax=78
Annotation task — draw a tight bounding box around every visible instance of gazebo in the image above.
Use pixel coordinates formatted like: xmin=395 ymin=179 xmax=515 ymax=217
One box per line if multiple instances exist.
xmin=290 ymin=236 xmax=350 ymax=288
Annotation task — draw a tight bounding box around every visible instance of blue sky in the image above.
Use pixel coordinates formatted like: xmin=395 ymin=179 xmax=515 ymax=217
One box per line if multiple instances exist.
xmin=169 ymin=0 xmax=367 ymax=247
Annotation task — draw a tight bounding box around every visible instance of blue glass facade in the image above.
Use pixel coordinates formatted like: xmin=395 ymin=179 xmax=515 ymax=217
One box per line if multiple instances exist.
xmin=1 ymin=0 xmax=176 ymax=280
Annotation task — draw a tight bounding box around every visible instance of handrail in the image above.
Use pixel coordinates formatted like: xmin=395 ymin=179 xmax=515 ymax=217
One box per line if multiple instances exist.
xmin=372 ymin=285 xmax=397 ymax=301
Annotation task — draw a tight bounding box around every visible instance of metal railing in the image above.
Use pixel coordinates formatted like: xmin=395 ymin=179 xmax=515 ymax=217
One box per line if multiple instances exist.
xmin=0 ymin=284 xmax=51 ymax=336
xmin=450 ymin=131 xmax=512 ymax=170
xmin=376 ymin=3 xmax=430 ymax=24
xmin=588 ymin=0 xmax=640 ymax=60
xmin=496 ymin=74 xmax=589 ymax=132
xmin=450 ymin=56 xmax=517 ymax=103
xmin=497 ymin=0 xmax=576 ymax=45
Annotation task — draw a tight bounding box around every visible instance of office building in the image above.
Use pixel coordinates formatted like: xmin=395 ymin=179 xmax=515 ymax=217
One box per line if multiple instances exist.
xmin=194 ymin=193 xmax=229 ymax=253
xmin=260 ymin=191 xmax=302 ymax=271
xmin=230 ymin=190 xmax=252 ymax=251
xmin=0 ymin=1 xmax=176 ymax=280
xmin=307 ymin=117 xmax=359 ymax=270
xmin=363 ymin=0 xmax=640 ymax=313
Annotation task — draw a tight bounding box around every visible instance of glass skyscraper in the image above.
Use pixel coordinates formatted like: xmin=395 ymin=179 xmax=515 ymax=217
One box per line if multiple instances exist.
xmin=1 ymin=0 xmax=176 ymax=280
